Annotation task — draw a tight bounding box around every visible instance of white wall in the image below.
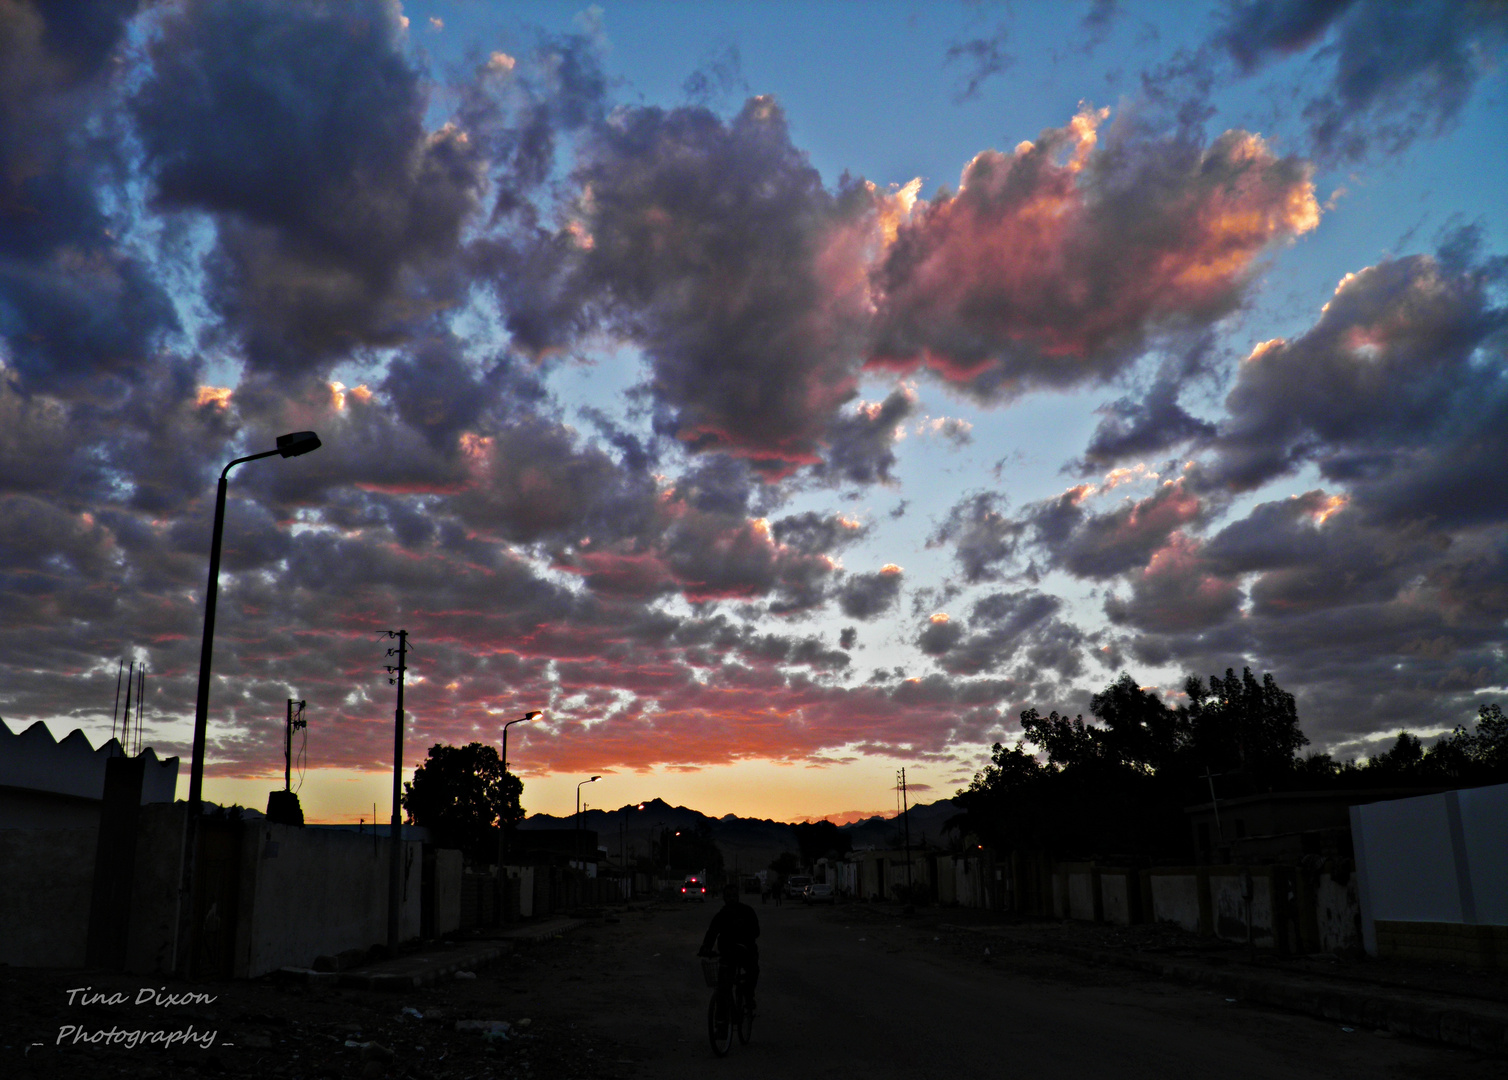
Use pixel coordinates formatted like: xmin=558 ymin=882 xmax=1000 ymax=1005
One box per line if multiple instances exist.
xmin=1351 ymin=783 xmax=1508 ymax=955
xmin=239 ymin=823 xmax=422 ymax=977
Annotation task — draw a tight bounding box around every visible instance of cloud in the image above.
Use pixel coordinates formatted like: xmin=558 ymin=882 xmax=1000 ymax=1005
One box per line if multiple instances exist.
xmin=945 ymin=27 xmax=1013 ymax=103
xmin=131 ymin=0 xmax=487 ymax=375
xmin=505 ymin=96 xmax=906 ymax=476
xmin=770 ymin=511 xmax=869 ymax=556
xmin=916 ymin=416 xmax=975 ymax=447
xmin=0 ymin=0 xmax=176 ymax=391
xmin=1039 ymin=477 xmax=1212 ymax=579
xmin=927 ymin=491 xmax=1024 ymax=584
xmin=869 ymin=106 xmax=1318 ymax=400
xmin=838 ymin=564 xmax=904 ymax=620
xmin=922 ymin=590 xmax=1083 ymax=678
xmin=1073 ymin=343 xmax=1218 ymax=473
xmin=1215 ymin=0 xmax=1508 ymax=163
xmin=818 ymin=385 xmax=917 ymax=485
xmin=1205 ymin=232 xmax=1508 ymax=528
xmin=1103 ymin=532 xmax=1243 ymax=633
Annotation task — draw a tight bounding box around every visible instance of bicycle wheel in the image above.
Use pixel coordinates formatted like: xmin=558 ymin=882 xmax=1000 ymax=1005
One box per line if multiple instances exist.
xmin=707 ymin=990 xmax=733 ymax=1056
xmin=736 ymin=984 xmax=754 ymax=1045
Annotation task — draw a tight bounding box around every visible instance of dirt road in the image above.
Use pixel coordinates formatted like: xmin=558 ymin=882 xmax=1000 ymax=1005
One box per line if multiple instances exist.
xmin=4 ymin=900 xmax=1500 ymax=1079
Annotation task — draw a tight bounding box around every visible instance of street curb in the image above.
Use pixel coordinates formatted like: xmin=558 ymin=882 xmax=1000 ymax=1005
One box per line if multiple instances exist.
xmin=940 ymin=923 xmax=1508 ymax=1056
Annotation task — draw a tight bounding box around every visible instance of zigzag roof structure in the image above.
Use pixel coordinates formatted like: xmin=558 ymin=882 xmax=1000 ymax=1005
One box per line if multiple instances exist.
xmin=0 ymin=717 xmax=179 ymax=803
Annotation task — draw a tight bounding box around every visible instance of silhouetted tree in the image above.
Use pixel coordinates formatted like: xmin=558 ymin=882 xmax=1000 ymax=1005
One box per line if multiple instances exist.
xmin=791 ymin=819 xmax=852 ymax=863
xmin=402 ymin=742 xmax=522 ymax=864
xmin=1185 ymin=667 xmax=1307 ymax=789
xmin=1351 ymin=703 xmax=1508 ymax=786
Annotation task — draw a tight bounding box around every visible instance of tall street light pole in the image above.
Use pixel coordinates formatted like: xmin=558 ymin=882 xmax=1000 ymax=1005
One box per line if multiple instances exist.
xmin=576 ymin=776 xmax=600 ymax=871
xmin=177 ymin=430 xmax=321 ymax=977
xmin=497 ymin=710 xmax=543 ymax=871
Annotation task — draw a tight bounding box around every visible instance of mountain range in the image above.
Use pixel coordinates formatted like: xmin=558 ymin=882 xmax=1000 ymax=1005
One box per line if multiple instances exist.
xmin=518 ymin=796 xmax=962 ymax=873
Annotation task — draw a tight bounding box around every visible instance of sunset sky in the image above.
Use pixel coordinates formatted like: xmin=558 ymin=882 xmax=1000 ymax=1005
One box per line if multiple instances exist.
xmin=2 ymin=0 xmax=1506 ymax=824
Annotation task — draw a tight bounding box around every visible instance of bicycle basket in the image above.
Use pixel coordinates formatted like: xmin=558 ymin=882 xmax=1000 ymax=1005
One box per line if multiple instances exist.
xmin=700 ymin=957 xmax=720 ymax=988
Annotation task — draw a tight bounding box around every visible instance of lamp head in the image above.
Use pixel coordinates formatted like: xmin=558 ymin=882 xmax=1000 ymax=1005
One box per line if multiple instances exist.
xmin=276 ymin=431 xmax=322 ymax=458
xmin=523 ymin=710 xmax=543 ymax=720
xmin=590 ymin=774 xmax=601 ymax=782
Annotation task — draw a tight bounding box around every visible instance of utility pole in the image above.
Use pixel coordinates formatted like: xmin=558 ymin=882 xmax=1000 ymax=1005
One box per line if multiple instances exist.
xmin=1201 ymin=766 xmax=1225 ymax=854
xmin=898 ymin=768 xmax=913 ymax=903
xmin=284 ymin=699 xmax=306 ymax=792
xmin=382 ymin=630 xmax=408 ymax=953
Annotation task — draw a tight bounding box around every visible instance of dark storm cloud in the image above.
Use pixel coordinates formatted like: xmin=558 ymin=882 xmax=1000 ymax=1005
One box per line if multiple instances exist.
xmin=837 ymin=565 xmax=904 ymax=620
xmin=1080 ymin=232 xmax=1508 ymax=743
xmin=927 ymin=491 xmax=1024 ymax=584
xmin=1045 ymin=479 xmax=1211 ymax=579
xmin=1214 ymin=0 xmax=1507 ymax=163
xmin=1073 ymin=344 xmax=1219 ymax=473
xmin=0 ymin=0 xmax=177 ymax=389
xmin=770 ymin=511 xmax=869 ymax=557
xmin=1103 ymin=533 xmax=1243 ymax=633
xmin=817 ymin=385 xmax=917 ymax=486
xmin=917 ymin=614 xmax=964 ymax=657
xmin=924 ymin=590 xmax=1083 ymax=678
xmin=1217 ymin=0 xmax=1359 ymax=73
xmin=503 ymin=96 xmax=890 ymax=476
xmin=131 ymin=0 xmax=486 ymax=375
xmin=870 ymin=107 xmax=1318 ymax=400
xmin=1206 ymin=233 xmax=1508 ymax=528
xmin=381 ymin=337 xmax=548 ymax=452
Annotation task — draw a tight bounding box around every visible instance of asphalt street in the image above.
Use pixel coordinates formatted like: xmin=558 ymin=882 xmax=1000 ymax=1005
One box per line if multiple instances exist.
xmin=567 ymin=899 xmax=1500 ymax=1080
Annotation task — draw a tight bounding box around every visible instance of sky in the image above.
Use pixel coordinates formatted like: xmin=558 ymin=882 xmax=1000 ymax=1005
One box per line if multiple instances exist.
xmin=2 ymin=0 xmax=1506 ymax=824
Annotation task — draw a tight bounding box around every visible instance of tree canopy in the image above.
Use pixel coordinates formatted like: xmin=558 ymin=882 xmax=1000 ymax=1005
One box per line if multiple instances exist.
xmin=954 ymin=668 xmax=1505 ymax=861
xmin=401 ymin=742 xmax=523 ymax=864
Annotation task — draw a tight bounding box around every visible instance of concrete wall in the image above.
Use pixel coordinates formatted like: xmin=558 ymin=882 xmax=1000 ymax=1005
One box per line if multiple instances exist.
xmin=1457 ymin=784 xmax=1508 ymax=925
xmin=0 ymin=826 xmax=98 ymax=966
xmin=1314 ymin=868 xmax=1361 ymax=954
xmin=238 ymin=823 xmax=422 ymax=977
xmin=1209 ymin=870 xmax=1275 ymax=947
xmin=433 ymin=849 xmax=463 ymax=936
xmin=1066 ymin=867 xmax=1096 ymax=921
xmin=1352 ymin=783 xmax=1508 ymax=958
xmin=1100 ymin=872 xmax=1133 ymax=926
xmin=514 ymin=866 xmax=535 ymax=918
xmin=125 ymin=803 xmax=186 ymax=974
xmin=1149 ymin=869 xmax=1202 ymax=933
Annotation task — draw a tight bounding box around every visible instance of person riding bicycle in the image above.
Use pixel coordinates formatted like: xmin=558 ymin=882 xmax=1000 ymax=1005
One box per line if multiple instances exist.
xmin=697 ymin=882 xmax=760 ymax=1013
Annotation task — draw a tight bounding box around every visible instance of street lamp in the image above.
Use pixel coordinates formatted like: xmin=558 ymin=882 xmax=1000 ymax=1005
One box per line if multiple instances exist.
xmin=576 ymin=775 xmax=600 ymax=870
xmin=188 ymin=430 xmax=322 ymax=811
xmin=497 ymin=710 xmax=543 ymax=869
xmin=179 ymin=430 xmax=321 ymax=976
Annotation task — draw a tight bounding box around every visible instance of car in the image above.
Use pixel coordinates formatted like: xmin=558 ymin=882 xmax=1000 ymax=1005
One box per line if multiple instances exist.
xmin=784 ymin=874 xmax=812 ymax=899
xmin=803 ymin=882 xmax=835 ymax=904
xmin=680 ymin=875 xmax=708 ymax=902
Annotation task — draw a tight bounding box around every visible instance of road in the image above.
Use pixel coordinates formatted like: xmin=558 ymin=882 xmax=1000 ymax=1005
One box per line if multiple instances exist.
xmin=550 ymin=899 xmax=1498 ymax=1080
xmin=4 ymin=901 xmax=1498 ymax=1079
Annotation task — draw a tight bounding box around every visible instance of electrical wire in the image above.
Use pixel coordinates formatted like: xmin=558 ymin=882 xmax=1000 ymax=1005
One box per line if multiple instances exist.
xmin=295 ymin=709 xmax=308 ymax=792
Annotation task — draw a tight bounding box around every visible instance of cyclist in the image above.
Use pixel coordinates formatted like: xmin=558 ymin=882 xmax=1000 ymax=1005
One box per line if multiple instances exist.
xmin=697 ymin=882 xmax=760 ymax=1014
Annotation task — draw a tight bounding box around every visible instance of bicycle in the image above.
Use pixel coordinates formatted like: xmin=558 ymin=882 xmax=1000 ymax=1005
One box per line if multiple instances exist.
xmin=701 ymin=949 xmax=754 ymax=1056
